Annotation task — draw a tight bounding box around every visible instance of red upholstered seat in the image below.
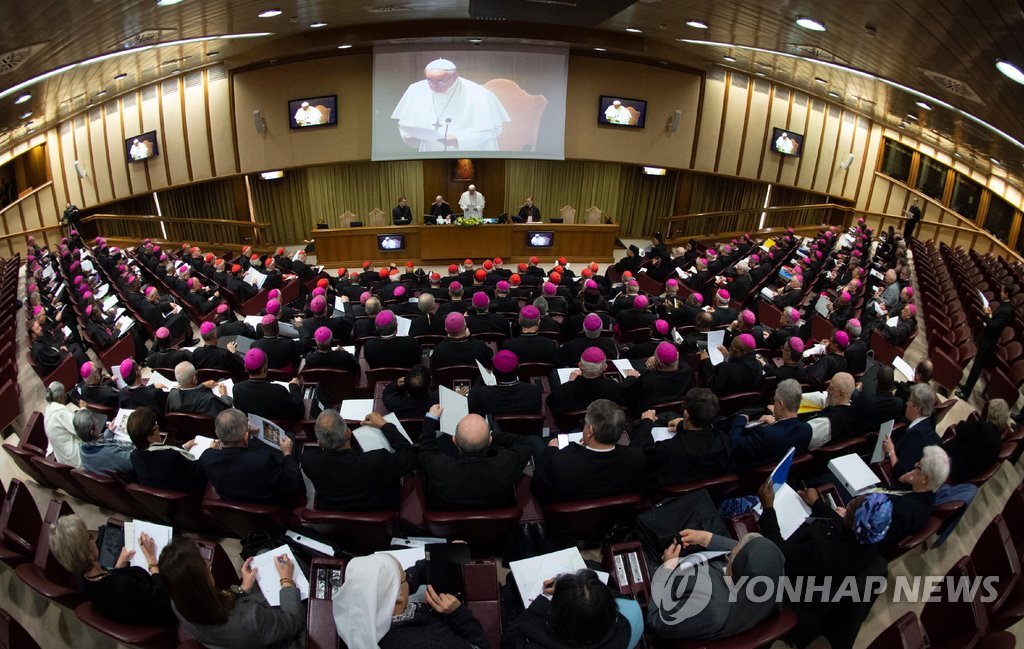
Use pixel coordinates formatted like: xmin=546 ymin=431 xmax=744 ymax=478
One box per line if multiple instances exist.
xmin=29 ymin=455 xmax=94 ymax=502
xmin=865 ymin=611 xmax=926 ymax=649
xmin=14 ymin=498 xmax=85 ymax=607
xmin=542 ymin=493 xmax=642 ymax=542
xmin=464 ymin=560 xmax=502 ymax=649
xmin=74 ymin=601 xmax=177 ymax=648
xmin=422 ymin=506 xmax=522 ymax=552
xmin=298 ymin=506 xmax=398 ymax=554
xmin=654 ymin=474 xmax=740 ymax=502
xmin=652 ymin=607 xmax=797 ymax=648
xmin=126 ymin=483 xmax=223 ymax=534
xmin=200 ymin=485 xmax=296 ymax=538
xmin=971 ymin=515 xmax=1024 ymax=630
xmin=306 ymin=557 xmax=346 ymax=649
xmin=0 ymin=479 xmax=41 ymax=567
xmin=920 ymin=556 xmax=991 ymax=649
xmin=163 ymin=412 xmax=216 ymax=443
xmin=0 ymin=605 xmax=42 ymax=649
xmin=300 ymin=368 xmax=358 ymax=407
xmin=70 ymin=469 xmax=147 ymax=518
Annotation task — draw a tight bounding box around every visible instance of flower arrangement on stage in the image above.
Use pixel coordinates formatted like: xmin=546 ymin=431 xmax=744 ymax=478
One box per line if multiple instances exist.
xmin=455 ymin=216 xmax=484 ymax=227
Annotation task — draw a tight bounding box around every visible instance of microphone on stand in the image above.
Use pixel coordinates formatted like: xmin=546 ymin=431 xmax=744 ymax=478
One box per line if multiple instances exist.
xmin=443 ymin=118 xmax=452 ymax=152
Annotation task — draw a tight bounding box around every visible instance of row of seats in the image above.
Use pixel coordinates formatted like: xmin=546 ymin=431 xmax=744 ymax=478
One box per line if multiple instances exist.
xmin=0 ymin=254 xmax=20 ymax=433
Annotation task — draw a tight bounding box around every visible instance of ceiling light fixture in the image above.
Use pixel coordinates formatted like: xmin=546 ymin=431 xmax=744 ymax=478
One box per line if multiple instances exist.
xmin=114 ymin=73 xmax=128 ymax=80
xmin=813 ymin=77 xmax=827 ymax=84
xmin=723 ymin=56 xmax=736 ymax=62
xmin=676 ymin=38 xmax=1024 ymax=153
xmin=593 ymin=47 xmax=606 ymax=52
xmin=795 ymin=17 xmax=826 ymax=31
xmin=991 ymin=157 xmax=1001 ymax=165
xmin=0 ymin=33 xmax=272 ymax=103
xmin=257 ymin=9 xmax=282 ymax=18
xmin=905 ymin=113 xmax=917 ymax=121
xmin=337 ymin=44 xmax=352 ymax=49
xmin=686 ymin=20 xmax=708 ymax=29
xmin=626 ymin=27 xmax=642 ymax=33
xmin=310 ymin=22 xmax=327 ymax=28
xmin=96 ymin=90 xmax=107 ymax=97
xmin=19 ymin=111 xmax=31 ymax=120
xmin=827 ymin=91 xmax=840 ymax=98
xmin=755 ymin=72 xmax=766 ymax=77
xmin=14 ymin=93 xmax=32 ymax=104
xmin=996 ymin=59 xmax=1024 ymax=85
xmin=156 ymin=0 xmax=184 ymax=5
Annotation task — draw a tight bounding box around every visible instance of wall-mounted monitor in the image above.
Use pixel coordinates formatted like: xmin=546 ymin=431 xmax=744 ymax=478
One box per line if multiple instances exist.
xmin=527 ymin=231 xmax=554 ymax=248
xmin=288 ymin=95 xmax=338 ymax=129
xmin=125 ymin=131 xmax=159 ymax=163
xmin=770 ymin=127 xmax=804 ymax=157
xmin=598 ymin=95 xmax=647 ymax=128
xmin=377 ymin=234 xmax=405 ymax=251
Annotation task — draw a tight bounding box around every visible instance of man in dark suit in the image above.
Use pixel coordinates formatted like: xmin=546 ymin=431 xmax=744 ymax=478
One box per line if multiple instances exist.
xmin=301 ymin=409 xmax=416 ymax=511
xmin=232 ymin=348 xmax=304 ymax=422
xmin=193 ymin=321 xmax=246 ymax=375
xmin=806 ymin=372 xmax=865 ymax=448
xmin=128 ymin=406 xmax=206 ymax=493
xmin=364 ymin=310 xmax=422 ymax=369
xmin=771 ymin=277 xmax=804 ymax=309
xmin=467 ymin=350 xmax=542 ymax=416
xmin=466 ymin=292 xmax=510 ymax=336
xmin=764 ymin=306 xmax=803 ymax=350
xmin=879 ymin=304 xmax=917 ymax=347
xmin=882 ymin=383 xmax=942 ymax=477
xmin=532 ymin=399 xmax=644 ymax=504
xmin=700 ymin=334 xmax=764 ymax=397
xmin=436 ymin=282 xmax=471 ymax=318
xmin=502 ymin=305 xmax=558 ymax=365
xmin=409 ymin=293 xmax=445 ymax=338
xmin=843 ymin=319 xmax=868 ymax=375
xmin=764 ymin=337 xmax=808 ymax=384
xmin=710 ymin=289 xmax=738 ymax=327
xmin=852 ymin=366 xmax=905 ymax=431
xmin=391 ymin=197 xmax=413 ymax=225
xmin=225 ymin=264 xmax=258 ymax=302
xmin=621 ymin=342 xmax=695 ymax=416
xmin=547 ymin=346 xmax=624 ymax=418
xmin=806 ymin=331 xmax=851 ymax=385
xmin=516 ymin=196 xmax=541 ymax=222
xmin=430 ymin=312 xmax=492 ymax=370
xmin=615 ymin=294 xmax=657 ymax=331
xmin=300 ymin=326 xmax=359 ymax=373
xmin=200 ymin=408 xmax=302 ymax=504
xmin=556 ymin=314 xmax=617 ymax=366
xmin=492 ymin=281 xmax=519 ymax=314
xmin=146 ymin=327 xmax=193 ymax=370
xmin=382 ymin=365 xmax=438 ymax=419
xmin=166 ymin=361 xmax=233 ymax=418
xmin=729 ymin=379 xmax=812 ymax=468
xmin=251 ymin=315 xmax=299 ymax=372
xmin=117 ymin=358 xmax=168 ymax=420
xmin=629 ymin=388 xmax=732 ymax=486
xmin=418 ymin=407 xmax=534 ymax=510
xmin=77 ymin=361 xmax=119 ymax=409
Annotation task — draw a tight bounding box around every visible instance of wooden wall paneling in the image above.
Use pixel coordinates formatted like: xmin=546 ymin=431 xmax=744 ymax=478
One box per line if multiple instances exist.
xmin=139 ymin=85 xmax=169 ymax=190
xmin=184 ymin=71 xmax=212 ymax=181
xmin=58 ymin=122 xmax=83 ymax=207
xmin=739 ymin=79 xmax=770 ymax=180
xmin=46 ymin=129 xmax=70 ymax=207
xmin=859 ymin=127 xmax=885 ymax=212
xmin=839 ymin=116 xmax=866 ymax=200
xmin=792 ymin=96 xmax=821 ymax=189
xmin=824 ymin=110 xmax=852 ymax=196
xmin=716 ymin=72 xmax=748 ymax=174
xmin=777 ymin=94 xmax=807 ymax=187
xmin=99 ymin=103 xmax=117 ymax=202
xmin=768 ymin=89 xmax=793 ymax=184
xmin=813 ymin=105 xmax=843 ymax=194
xmin=693 ymin=71 xmax=726 ymax=172
xmin=76 ymin=114 xmax=100 ymax=205
xmin=160 ymin=79 xmax=190 ymax=186
xmin=86 ymin=108 xmax=112 ymax=205
xmin=206 ymin=67 xmax=237 ymax=177
xmin=105 ymin=102 xmax=131 ymax=199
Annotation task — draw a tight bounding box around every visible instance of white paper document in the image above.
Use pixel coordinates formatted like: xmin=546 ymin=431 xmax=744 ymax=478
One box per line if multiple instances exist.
xmin=243 ymin=267 xmax=268 ymax=289
xmin=439 ymin=385 xmax=468 ymax=436
xmin=339 ymin=399 xmax=374 ymax=422
xmin=892 ymin=356 xmax=915 ymax=383
xmin=754 ymin=484 xmax=811 ymax=540
xmin=396 ymin=316 xmax=412 ymax=337
xmin=871 ymin=420 xmax=896 ymax=464
xmin=611 ymin=359 xmax=634 ymax=378
xmin=707 ymin=330 xmax=726 ymax=365
xmin=509 ymin=548 xmax=609 ymax=607
xmin=109 ymin=408 xmax=135 ymax=440
xmin=189 ymin=435 xmax=217 ymax=459
xmin=556 ymin=432 xmax=584 ymax=449
xmin=352 ymin=414 xmax=414 ymax=453
xmin=650 ymin=427 xmax=675 ymax=443
xmin=476 ymin=360 xmax=496 ymax=386
xmin=375 ymin=547 xmax=425 ymax=570
xmin=123 ymin=520 xmax=173 ymax=571
xmin=334 ymin=297 xmax=346 ymax=314
xmin=110 ymin=366 xmax=127 ymax=389
xmin=253 ymin=545 xmax=310 ymax=606
xmin=247 ymin=413 xmax=286 ymax=449
xmin=979 ymin=290 xmax=989 ymax=309
xmin=556 ymin=367 xmax=577 ymax=384
xmin=146 ymin=371 xmax=177 ymax=392
xmin=885 ymin=316 xmax=899 ymax=328
xmin=243 ymin=315 xmax=264 ymax=329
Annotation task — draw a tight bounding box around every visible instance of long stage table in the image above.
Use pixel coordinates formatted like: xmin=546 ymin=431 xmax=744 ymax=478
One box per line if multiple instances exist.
xmin=312 ymin=223 xmax=620 ymax=267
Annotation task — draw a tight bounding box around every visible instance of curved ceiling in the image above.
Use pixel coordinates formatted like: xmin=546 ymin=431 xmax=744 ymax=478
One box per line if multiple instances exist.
xmin=2 ymin=0 xmax=1023 ymax=189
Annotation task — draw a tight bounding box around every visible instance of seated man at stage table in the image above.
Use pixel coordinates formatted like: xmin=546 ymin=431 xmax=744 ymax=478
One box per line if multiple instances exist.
xmin=428 ymin=195 xmax=453 ymax=223
xmin=517 ymin=196 xmax=541 ymax=223
xmin=391 ymin=197 xmax=413 ymax=225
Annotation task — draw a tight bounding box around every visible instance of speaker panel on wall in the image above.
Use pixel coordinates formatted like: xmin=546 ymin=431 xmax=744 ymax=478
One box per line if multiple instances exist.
xmin=666 ymin=109 xmax=682 ymax=133
xmin=253 ymin=109 xmax=266 ymax=134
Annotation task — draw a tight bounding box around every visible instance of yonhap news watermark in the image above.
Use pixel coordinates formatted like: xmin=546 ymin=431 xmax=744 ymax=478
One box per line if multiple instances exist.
xmin=651 ymin=558 xmax=1000 ymax=626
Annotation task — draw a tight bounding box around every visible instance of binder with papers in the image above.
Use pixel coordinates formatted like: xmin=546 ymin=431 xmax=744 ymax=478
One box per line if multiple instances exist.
xmin=828 ymin=453 xmax=881 ymax=495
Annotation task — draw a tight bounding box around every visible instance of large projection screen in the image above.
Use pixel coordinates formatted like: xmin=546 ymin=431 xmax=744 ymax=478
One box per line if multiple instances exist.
xmin=372 ymin=46 xmax=568 ymax=161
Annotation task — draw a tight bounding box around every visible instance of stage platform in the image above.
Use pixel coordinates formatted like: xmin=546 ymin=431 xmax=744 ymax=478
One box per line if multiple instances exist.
xmin=312 ymin=222 xmax=620 ymax=267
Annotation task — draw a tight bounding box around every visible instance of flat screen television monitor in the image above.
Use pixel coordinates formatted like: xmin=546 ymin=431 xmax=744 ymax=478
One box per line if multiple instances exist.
xmin=288 ymin=95 xmax=338 ymax=129
xmin=598 ymin=95 xmax=646 ymax=128
xmin=770 ymin=127 xmax=804 ymax=157
xmin=377 ymin=234 xmax=405 ymax=251
xmin=527 ymin=231 xmax=554 ymax=248
xmin=125 ymin=131 xmax=159 ymax=163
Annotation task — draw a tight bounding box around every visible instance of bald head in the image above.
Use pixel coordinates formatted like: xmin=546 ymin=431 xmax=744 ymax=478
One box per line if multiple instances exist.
xmin=418 ymin=292 xmax=436 ymax=315
xmin=174 ymin=361 xmax=196 ymax=388
xmin=454 ymin=414 xmax=490 ymax=453
xmin=828 ymin=372 xmax=855 ymax=405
